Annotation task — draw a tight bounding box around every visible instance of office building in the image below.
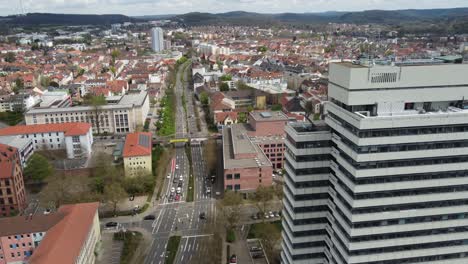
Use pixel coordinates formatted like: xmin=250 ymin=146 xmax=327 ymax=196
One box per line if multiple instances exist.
xmin=24 ymin=91 xmax=150 ymax=134
xmin=151 ymin=27 xmax=164 ymax=52
xmin=222 ymin=124 xmax=273 ymax=193
xmin=0 ymin=144 xmax=26 ymax=217
xmin=0 ymin=202 xmax=100 ymax=264
xmin=282 ymin=61 xmax=468 ymax=264
xmin=123 ymin=132 xmax=152 ymax=177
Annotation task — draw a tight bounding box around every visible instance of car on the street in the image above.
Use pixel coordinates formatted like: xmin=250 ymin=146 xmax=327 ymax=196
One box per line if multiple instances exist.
xmin=170 ymin=187 xmax=175 ymax=193
xmin=179 ymin=176 xmax=183 ymax=181
xmin=173 ymin=178 xmax=178 ymax=183
xmin=269 ymin=211 xmax=274 ymax=218
xmin=176 ymin=187 xmax=182 ymax=194
xmin=175 ymin=164 xmax=179 ymax=169
xmin=175 ymin=194 xmax=181 ymax=201
xmin=177 ymin=182 xmax=183 ymax=188
xmin=143 ymin=215 xmax=156 ymax=220
xmin=105 ymin=222 xmax=118 ymax=228
xmin=199 ymin=212 xmax=206 ymax=219
xmin=167 ymin=173 xmax=171 ymax=178
xmin=229 ymin=254 xmax=237 ymax=264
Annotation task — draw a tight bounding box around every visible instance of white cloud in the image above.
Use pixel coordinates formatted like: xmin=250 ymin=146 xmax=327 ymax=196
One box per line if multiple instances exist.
xmin=0 ymin=0 xmax=467 ymax=16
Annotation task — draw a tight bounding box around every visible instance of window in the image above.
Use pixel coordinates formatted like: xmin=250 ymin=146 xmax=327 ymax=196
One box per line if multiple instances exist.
xmin=226 ymin=174 xmax=232 ymax=180
xmin=234 ymin=173 xmax=240 ymax=179
xmin=234 ymin=184 xmax=241 ymax=190
xmin=226 ymin=185 xmax=233 ymax=190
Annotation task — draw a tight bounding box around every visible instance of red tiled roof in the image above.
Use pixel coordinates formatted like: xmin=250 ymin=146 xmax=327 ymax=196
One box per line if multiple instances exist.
xmin=215 ymin=112 xmax=238 ymax=123
xmin=0 ymin=143 xmax=18 ymax=179
xmin=29 ymin=202 xmax=99 ymax=264
xmin=0 ymin=123 xmax=91 ymax=137
xmin=123 ymin=132 xmax=152 ymax=157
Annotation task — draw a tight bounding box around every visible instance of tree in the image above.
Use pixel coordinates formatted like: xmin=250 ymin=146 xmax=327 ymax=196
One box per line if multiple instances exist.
xmin=109 ymin=66 xmax=117 ymax=77
xmin=255 ymin=223 xmax=281 ymax=260
xmin=200 ymin=92 xmax=209 ymax=106
xmin=237 ymin=81 xmax=253 ymax=90
xmin=40 ymin=76 xmax=50 ymax=87
xmin=237 ymin=112 xmax=247 ymax=123
xmin=110 ymin=49 xmax=120 ymax=66
xmin=257 ymin=46 xmax=268 ymax=53
xmin=104 ymin=182 xmax=127 ymax=215
xmin=304 ymin=100 xmax=314 ymax=117
xmin=4 ymin=52 xmax=16 ymax=63
xmin=271 ymin=104 xmax=282 ymax=111
xmin=253 ymin=186 xmax=274 ymax=217
xmin=219 ymin=75 xmax=232 ymax=82
xmin=13 ymin=78 xmax=24 ymax=94
xmin=86 ymin=95 xmax=107 ymax=135
xmin=219 ymin=82 xmax=229 ymax=92
xmin=24 ymin=153 xmax=54 ymax=183
xmin=219 ymin=190 xmax=243 ymax=228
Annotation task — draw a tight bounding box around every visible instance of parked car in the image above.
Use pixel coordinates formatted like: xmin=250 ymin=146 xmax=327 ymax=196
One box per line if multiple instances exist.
xmin=144 ymin=215 xmax=156 ymax=220
xmin=199 ymin=212 xmax=206 ymax=219
xmin=229 ymin=254 xmax=237 ymax=264
xmin=274 ymin=211 xmax=280 ymax=218
xmin=251 ymin=214 xmax=258 ymax=220
xmin=269 ymin=211 xmax=274 ymax=218
xmin=264 ymin=212 xmax=270 ymax=219
xmin=167 ymin=173 xmax=171 ymax=178
xmin=105 ymin=222 xmax=118 ymax=228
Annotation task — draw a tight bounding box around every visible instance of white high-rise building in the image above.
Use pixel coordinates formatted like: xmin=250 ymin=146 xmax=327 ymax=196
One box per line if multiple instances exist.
xmin=282 ymin=60 xmax=468 ymax=264
xmin=151 ymin=27 xmax=164 ymax=52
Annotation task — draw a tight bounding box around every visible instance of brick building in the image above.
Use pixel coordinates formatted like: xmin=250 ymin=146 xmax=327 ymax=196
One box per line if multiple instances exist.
xmin=247 ymin=111 xmax=288 ymax=170
xmin=0 ymin=144 xmax=26 ymax=217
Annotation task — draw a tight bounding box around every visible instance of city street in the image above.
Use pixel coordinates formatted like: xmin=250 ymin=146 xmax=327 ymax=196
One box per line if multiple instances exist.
xmin=143 ymin=60 xmax=217 ymax=264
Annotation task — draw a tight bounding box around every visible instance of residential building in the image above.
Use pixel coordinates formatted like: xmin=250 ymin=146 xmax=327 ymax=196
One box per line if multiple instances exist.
xmin=0 ymin=144 xmax=26 ymax=217
xmin=0 ymin=202 xmax=100 ymax=264
xmin=123 ymin=132 xmax=152 ymax=177
xmin=282 ymin=61 xmax=468 ymax=264
xmin=0 ymin=123 xmax=93 ymax=159
xmin=24 ymin=91 xmax=150 ymax=134
xmin=151 ymin=27 xmax=164 ymax=52
xmin=222 ymin=124 xmax=273 ymax=193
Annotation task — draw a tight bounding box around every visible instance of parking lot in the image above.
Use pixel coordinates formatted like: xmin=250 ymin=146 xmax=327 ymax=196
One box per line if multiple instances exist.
xmin=97 ymin=232 xmax=123 ymax=264
xmin=247 ymin=239 xmax=269 ymax=264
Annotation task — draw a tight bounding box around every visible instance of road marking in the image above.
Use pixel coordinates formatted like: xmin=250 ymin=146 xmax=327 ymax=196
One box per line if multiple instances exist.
xmin=182 ymin=234 xmax=214 ymax=238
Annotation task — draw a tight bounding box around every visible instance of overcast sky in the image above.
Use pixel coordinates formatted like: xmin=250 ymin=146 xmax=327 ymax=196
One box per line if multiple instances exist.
xmin=2 ymin=0 xmax=467 ymax=16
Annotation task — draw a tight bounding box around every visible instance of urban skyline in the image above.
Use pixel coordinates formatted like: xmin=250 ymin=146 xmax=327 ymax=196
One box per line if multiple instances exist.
xmin=1 ymin=0 xmax=468 ymax=16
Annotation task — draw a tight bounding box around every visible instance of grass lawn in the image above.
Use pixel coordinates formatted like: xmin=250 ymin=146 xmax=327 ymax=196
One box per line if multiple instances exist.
xmin=165 ymin=235 xmax=181 ymax=264
xmin=185 ymin=145 xmax=194 ymax=202
xmin=247 ymin=220 xmax=282 ymax=239
xmin=113 ymin=231 xmax=143 ymax=264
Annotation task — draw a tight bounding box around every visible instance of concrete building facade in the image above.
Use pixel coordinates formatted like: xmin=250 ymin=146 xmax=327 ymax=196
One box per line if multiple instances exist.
xmin=24 ymin=91 xmax=150 ymax=134
xmin=151 ymin=27 xmax=164 ymax=52
xmin=282 ymin=61 xmax=468 ymax=264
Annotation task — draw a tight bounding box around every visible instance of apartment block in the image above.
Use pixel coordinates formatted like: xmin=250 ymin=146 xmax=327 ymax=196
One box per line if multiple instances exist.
xmin=282 ymin=61 xmax=468 ymax=264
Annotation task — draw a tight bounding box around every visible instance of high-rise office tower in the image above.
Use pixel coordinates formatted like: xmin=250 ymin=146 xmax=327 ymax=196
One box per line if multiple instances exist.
xmin=282 ymin=60 xmax=468 ymax=264
xmin=151 ymin=27 xmax=164 ymax=52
